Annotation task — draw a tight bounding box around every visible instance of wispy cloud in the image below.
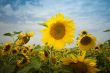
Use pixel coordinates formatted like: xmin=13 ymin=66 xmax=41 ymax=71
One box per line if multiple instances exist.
xmin=0 ymin=0 xmax=110 ymax=44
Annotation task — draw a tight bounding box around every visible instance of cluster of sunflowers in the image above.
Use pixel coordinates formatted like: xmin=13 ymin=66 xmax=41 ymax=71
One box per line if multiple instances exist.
xmin=0 ymin=13 xmax=110 ymax=73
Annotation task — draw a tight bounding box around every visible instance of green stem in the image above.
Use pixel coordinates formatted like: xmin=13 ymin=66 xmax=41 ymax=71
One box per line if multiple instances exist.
xmin=49 ymin=46 xmax=53 ymax=73
xmin=12 ymin=38 xmax=19 ymax=49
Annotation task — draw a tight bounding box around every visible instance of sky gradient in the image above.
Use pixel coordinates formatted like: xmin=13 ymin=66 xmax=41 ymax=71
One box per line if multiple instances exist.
xmin=0 ymin=0 xmax=110 ymax=45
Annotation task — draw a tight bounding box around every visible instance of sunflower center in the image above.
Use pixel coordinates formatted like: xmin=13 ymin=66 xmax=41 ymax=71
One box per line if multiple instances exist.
xmin=71 ymin=62 xmax=88 ymax=73
xmin=95 ymin=46 xmax=99 ymax=49
xmin=44 ymin=51 xmax=48 ymax=57
xmin=12 ymin=50 xmax=17 ymax=54
xmin=80 ymin=36 xmax=92 ymax=45
xmin=4 ymin=45 xmax=11 ymax=51
xmin=23 ymin=49 xmax=27 ymax=53
xmin=50 ymin=23 xmax=65 ymax=40
xmin=30 ymin=49 xmax=33 ymax=52
xmin=82 ymin=31 xmax=87 ymax=35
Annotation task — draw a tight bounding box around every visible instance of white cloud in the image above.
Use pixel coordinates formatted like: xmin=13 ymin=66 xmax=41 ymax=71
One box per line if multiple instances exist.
xmin=0 ymin=0 xmax=110 ymax=44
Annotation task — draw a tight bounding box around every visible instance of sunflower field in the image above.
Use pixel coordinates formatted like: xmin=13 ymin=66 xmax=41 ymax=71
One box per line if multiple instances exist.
xmin=0 ymin=14 xmax=110 ymax=73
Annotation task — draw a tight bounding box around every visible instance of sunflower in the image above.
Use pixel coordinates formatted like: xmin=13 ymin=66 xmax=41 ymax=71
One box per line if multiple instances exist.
xmin=26 ymin=31 xmax=35 ymax=37
xmin=3 ymin=42 xmax=12 ymax=55
xmin=16 ymin=33 xmax=30 ymax=46
xmin=80 ymin=30 xmax=88 ymax=36
xmin=95 ymin=46 xmax=100 ymax=50
xmin=26 ymin=44 xmax=35 ymax=53
xmin=16 ymin=53 xmax=30 ymax=67
xmin=61 ymin=48 xmax=70 ymax=53
xmin=38 ymin=50 xmax=48 ymax=62
xmin=51 ymin=55 xmax=56 ymax=64
xmin=11 ymin=48 xmax=19 ymax=54
xmin=41 ymin=13 xmax=75 ymax=49
xmin=16 ymin=58 xmax=30 ymax=67
xmin=18 ymin=33 xmax=26 ymax=39
xmin=21 ymin=47 xmax=28 ymax=55
xmin=15 ymin=39 xmax=25 ymax=46
xmin=61 ymin=51 xmax=99 ymax=73
xmin=77 ymin=34 xmax=96 ymax=51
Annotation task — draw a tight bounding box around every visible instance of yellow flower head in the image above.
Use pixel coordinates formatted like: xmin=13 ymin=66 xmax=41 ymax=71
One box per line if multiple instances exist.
xmin=16 ymin=59 xmax=23 ymax=67
xmin=26 ymin=31 xmax=35 ymax=37
xmin=18 ymin=33 xmax=26 ymax=39
xmin=15 ymin=39 xmax=25 ymax=46
xmin=94 ymin=45 xmax=100 ymax=50
xmin=16 ymin=58 xmax=30 ymax=67
xmin=26 ymin=44 xmax=35 ymax=52
xmin=11 ymin=47 xmax=19 ymax=54
xmin=51 ymin=55 xmax=56 ymax=64
xmin=41 ymin=13 xmax=75 ymax=49
xmin=61 ymin=48 xmax=70 ymax=53
xmin=80 ymin=30 xmax=88 ymax=36
xmin=38 ymin=50 xmax=48 ymax=61
xmin=61 ymin=51 xmax=99 ymax=73
xmin=77 ymin=34 xmax=96 ymax=51
xmin=11 ymin=48 xmax=19 ymax=54
xmin=3 ymin=42 xmax=12 ymax=54
xmin=21 ymin=47 xmax=28 ymax=55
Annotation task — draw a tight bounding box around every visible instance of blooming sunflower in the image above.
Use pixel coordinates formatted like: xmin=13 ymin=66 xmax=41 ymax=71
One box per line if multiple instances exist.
xmin=16 ymin=57 xmax=30 ymax=67
xmin=38 ymin=50 xmax=48 ymax=62
xmin=3 ymin=42 xmax=12 ymax=55
xmin=51 ymin=55 xmax=56 ymax=64
xmin=26 ymin=31 xmax=35 ymax=37
xmin=26 ymin=44 xmax=35 ymax=53
xmin=11 ymin=48 xmax=19 ymax=54
xmin=80 ymin=30 xmax=88 ymax=36
xmin=61 ymin=51 xmax=99 ymax=73
xmin=77 ymin=34 xmax=96 ymax=51
xmin=21 ymin=47 xmax=28 ymax=55
xmin=41 ymin=13 xmax=75 ymax=49
xmin=15 ymin=39 xmax=25 ymax=46
xmin=95 ymin=46 xmax=100 ymax=50
xmin=18 ymin=33 xmax=26 ymax=39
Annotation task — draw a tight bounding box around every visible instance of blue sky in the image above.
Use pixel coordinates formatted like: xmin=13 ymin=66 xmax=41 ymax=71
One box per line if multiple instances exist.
xmin=0 ymin=0 xmax=110 ymax=45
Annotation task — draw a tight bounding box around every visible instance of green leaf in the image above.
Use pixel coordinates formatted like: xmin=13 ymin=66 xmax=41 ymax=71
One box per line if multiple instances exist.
xmin=34 ymin=45 xmax=41 ymax=50
xmin=103 ymin=29 xmax=110 ymax=32
xmin=30 ymin=57 xmax=41 ymax=69
xmin=13 ymin=31 xmax=22 ymax=34
xmin=39 ymin=23 xmax=47 ymax=27
xmin=3 ymin=33 xmax=12 ymax=36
